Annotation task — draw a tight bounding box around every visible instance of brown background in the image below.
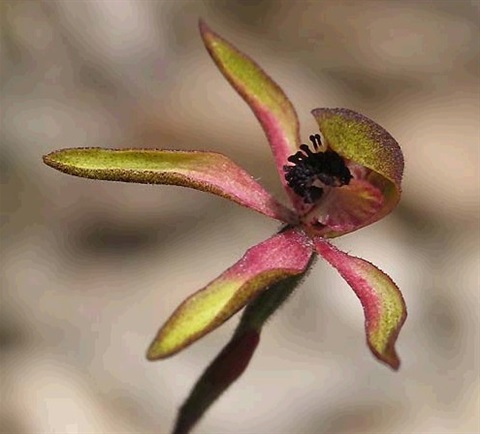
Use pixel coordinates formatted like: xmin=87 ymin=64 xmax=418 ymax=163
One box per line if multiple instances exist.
xmin=2 ymin=1 xmax=479 ymax=433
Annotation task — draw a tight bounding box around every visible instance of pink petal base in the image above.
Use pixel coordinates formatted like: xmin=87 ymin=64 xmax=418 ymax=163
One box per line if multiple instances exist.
xmin=304 ymin=179 xmax=384 ymax=237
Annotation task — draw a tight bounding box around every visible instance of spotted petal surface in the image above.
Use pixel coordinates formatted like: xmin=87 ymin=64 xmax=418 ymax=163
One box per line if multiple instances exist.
xmin=315 ymin=238 xmax=406 ymax=369
xmin=312 ymin=108 xmax=404 ymax=225
xmin=147 ymin=228 xmax=313 ymax=360
xmin=43 ymin=148 xmax=295 ymax=222
xmin=200 ymin=21 xmax=301 ymax=197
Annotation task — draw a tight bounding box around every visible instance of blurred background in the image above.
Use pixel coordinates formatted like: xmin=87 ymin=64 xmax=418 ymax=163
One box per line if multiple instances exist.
xmin=1 ymin=1 xmax=479 ymax=433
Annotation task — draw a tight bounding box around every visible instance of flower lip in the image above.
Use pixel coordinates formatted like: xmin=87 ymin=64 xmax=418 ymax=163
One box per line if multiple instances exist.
xmin=283 ymin=133 xmax=353 ymax=204
xmin=312 ymin=108 xmax=404 ymax=189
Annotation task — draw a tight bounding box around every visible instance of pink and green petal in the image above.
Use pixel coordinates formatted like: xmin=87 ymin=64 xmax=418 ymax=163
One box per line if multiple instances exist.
xmin=147 ymin=228 xmax=313 ymax=360
xmin=304 ymin=179 xmax=384 ymax=238
xmin=314 ymin=238 xmax=406 ymax=370
xmin=43 ymin=148 xmax=296 ymax=223
xmin=199 ymin=21 xmax=301 ymax=193
xmin=173 ymin=257 xmax=314 ymax=434
xmin=312 ymin=108 xmax=404 ymax=222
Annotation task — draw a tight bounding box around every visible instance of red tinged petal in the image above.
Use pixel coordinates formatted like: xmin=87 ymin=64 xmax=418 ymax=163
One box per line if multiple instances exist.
xmin=314 ymin=238 xmax=406 ymax=370
xmin=199 ymin=21 xmax=301 ymax=199
xmin=43 ymin=148 xmax=296 ymax=223
xmin=312 ymin=108 xmax=404 ymax=227
xmin=147 ymin=228 xmax=313 ymax=360
xmin=304 ymin=179 xmax=384 ymax=238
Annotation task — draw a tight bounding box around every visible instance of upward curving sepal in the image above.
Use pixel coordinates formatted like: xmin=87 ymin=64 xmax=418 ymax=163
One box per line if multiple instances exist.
xmin=314 ymin=238 xmax=406 ymax=370
xmin=199 ymin=20 xmax=301 ymax=194
xmin=43 ymin=148 xmax=295 ymax=223
xmin=147 ymin=228 xmax=313 ymax=360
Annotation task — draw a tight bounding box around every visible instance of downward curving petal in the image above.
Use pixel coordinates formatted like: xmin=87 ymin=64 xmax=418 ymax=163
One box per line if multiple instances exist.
xmin=314 ymin=238 xmax=406 ymax=370
xmin=43 ymin=148 xmax=295 ymax=223
xmin=199 ymin=21 xmax=300 ymax=193
xmin=147 ymin=227 xmax=313 ymax=360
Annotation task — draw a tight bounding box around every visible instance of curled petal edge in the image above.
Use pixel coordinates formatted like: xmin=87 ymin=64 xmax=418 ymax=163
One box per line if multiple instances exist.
xmin=314 ymin=237 xmax=406 ymax=370
xmin=312 ymin=108 xmax=404 ymax=227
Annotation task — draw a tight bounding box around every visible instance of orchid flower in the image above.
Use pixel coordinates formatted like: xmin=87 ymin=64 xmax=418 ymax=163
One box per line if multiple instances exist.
xmin=43 ymin=21 xmax=406 ymax=433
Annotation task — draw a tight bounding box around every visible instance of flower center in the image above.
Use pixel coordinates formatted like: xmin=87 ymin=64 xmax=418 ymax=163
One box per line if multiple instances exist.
xmin=284 ymin=134 xmax=353 ymax=203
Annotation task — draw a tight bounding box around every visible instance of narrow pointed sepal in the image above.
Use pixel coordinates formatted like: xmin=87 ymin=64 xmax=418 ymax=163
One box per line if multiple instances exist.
xmin=147 ymin=228 xmax=313 ymax=360
xmin=43 ymin=148 xmax=295 ymax=223
xmin=314 ymin=238 xmax=406 ymax=370
xmin=199 ymin=21 xmax=301 ymax=193
xmin=312 ymin=108 xmax=404 ymax=227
